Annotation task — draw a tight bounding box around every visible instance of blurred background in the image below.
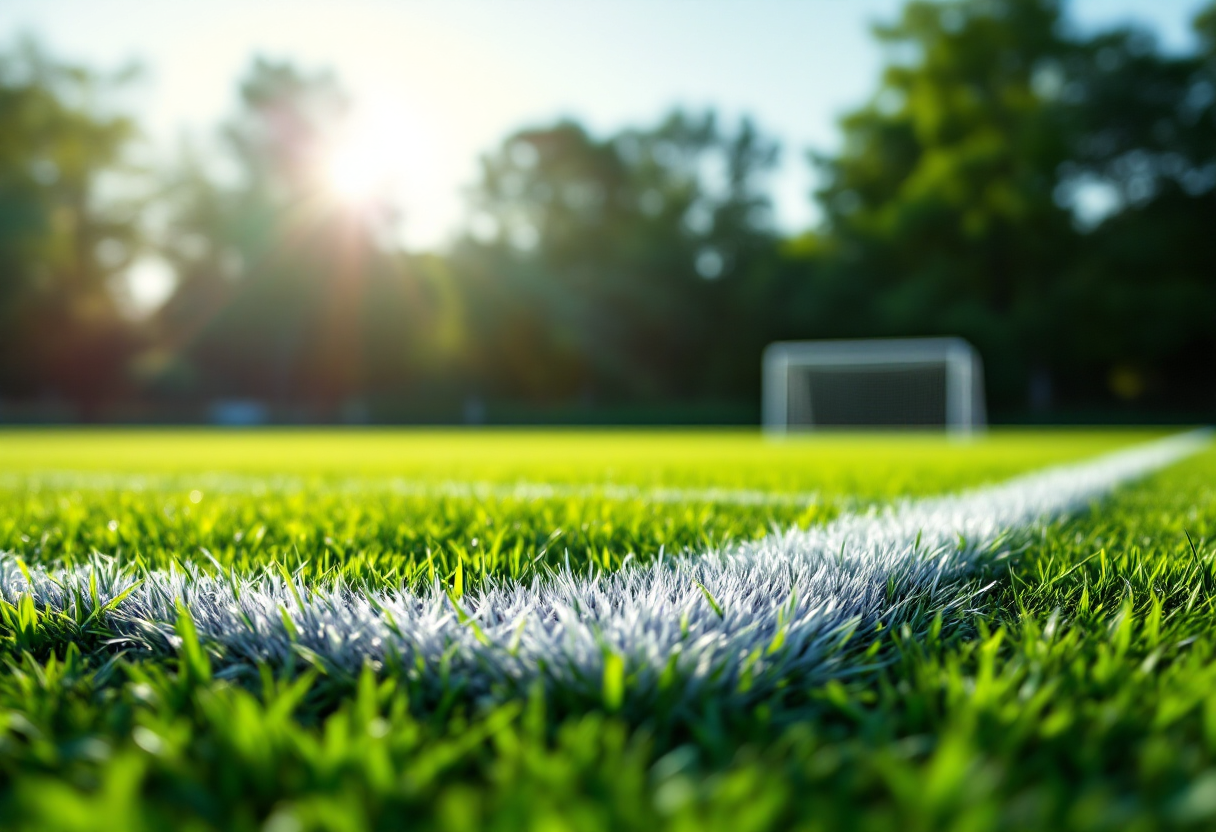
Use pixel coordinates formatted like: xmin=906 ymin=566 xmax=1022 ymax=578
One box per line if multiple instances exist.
xmin=0 ymin=0 xmax=1212 ymax=426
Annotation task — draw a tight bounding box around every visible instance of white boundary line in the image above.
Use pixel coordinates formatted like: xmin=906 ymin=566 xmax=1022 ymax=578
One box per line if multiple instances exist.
xmin=0 ymin=431 xmax=1208 ymax=707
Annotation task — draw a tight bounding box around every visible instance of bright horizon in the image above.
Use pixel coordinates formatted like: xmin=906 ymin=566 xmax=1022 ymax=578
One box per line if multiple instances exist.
xmin=5 ymin=0 xmax=1209 ymax=310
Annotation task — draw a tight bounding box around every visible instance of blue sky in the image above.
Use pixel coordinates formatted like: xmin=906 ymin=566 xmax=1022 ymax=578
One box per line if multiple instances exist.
xmin=5 ymin=0 xmax=1210 ymax=254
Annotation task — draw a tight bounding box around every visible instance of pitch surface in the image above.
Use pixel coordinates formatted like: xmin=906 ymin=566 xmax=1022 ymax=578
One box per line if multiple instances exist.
xmin=0 ymin=428 xmax=1212 ymax=831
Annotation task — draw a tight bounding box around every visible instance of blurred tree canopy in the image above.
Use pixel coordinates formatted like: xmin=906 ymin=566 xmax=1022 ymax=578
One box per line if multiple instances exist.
xmin=793 ymin=0 xmax=1216 ymax=412
xmin=451 ymin=112 xmax=779 ymax=406
xmin=146 ymin=58 xmax=457 ymax=412
xmin=0 ymin=41 xmax=141 ymax=412
xmin=0 ymin=0 xmax=1213 ymax=422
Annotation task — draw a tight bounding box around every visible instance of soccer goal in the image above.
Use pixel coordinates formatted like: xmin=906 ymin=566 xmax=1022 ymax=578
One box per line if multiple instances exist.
xmin=762 ymin=337 xmax=986 ymax=434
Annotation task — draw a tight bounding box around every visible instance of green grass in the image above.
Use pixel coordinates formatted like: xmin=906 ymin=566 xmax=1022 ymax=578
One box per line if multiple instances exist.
xmin=0 ymin=427 xmax=1211 ymax=831
xmin=0 ymin=427 xmax=1154 ymax=486
xmin=0 ymin=428 xmax=1155 ymax=585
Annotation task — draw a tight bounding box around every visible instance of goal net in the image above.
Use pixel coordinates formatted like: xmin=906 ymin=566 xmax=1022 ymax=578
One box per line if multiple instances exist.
xmin=762 ymin=338 xmax=986 ymax=433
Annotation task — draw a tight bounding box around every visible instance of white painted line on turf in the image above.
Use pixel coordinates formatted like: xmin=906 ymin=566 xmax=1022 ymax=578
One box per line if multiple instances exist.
xmin=0 ymin=431 xmax=1207 ymax=707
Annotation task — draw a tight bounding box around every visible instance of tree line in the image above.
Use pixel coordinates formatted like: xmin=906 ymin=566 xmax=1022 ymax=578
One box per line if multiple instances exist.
xmin=1 ymin=0 xmax=1213 ymax=422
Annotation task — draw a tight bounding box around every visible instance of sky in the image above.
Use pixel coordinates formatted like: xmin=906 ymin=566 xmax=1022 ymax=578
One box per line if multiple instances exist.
xmin=4 ymin=0 xmax=1210 ymax=266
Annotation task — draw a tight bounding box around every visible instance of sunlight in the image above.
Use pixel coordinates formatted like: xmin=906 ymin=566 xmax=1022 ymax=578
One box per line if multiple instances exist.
xmin=324 ymin=97 xmax=413 ymax=204
xmin=328 ymin=143 xmax=382 ymax=200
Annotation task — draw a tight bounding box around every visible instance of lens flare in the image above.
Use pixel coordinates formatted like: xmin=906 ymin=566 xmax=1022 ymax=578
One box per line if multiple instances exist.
xmin=328 ymin=145 xmax=381 ymax=200
xmin=324 ymin=99 xmax=412 ymax=203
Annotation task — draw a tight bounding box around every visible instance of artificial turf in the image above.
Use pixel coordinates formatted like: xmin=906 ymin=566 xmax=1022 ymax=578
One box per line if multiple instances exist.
xmin=0 ymin=428 xmax=1158 ymax=584
xmin=0 ymin=428 xmax=1209 ymax=831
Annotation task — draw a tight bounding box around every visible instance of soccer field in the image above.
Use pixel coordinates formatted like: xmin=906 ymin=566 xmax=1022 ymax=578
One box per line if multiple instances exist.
xmin=1 ymin=428 xmax=1214 ymax=830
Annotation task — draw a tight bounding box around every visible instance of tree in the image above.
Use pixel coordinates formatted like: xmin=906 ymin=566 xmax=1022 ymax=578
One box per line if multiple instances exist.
xmin=790 ymin=0 xmax=1216 ymax=414
xmin=453 ymin=111 xmax=780 ymax=407
xmin=0 ymin=40 xmax=141 ymax=411
xmin=150 ymin=58 xmax=454 ymax=414
xmin=801 ymin=0 xmax=1076 ymax=409
xmin=1052 ymin=4 xmax=1216 ymax=409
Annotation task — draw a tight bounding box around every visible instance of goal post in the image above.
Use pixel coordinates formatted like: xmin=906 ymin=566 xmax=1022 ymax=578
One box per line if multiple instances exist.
xmin=762 ymin=337 xmax=986 ymax=434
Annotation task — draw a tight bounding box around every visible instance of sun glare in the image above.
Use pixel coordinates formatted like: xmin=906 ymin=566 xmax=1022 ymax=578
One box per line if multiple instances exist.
xmin=328 ymin=144 xmax=381 ymax=200
xmin=324 ymin=99 xmax=412 ymax=203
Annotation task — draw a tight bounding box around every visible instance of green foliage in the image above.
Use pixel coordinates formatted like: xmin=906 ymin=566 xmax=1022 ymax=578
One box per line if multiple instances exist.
xmin=6 ymin=2 xmax=1216 ymax=418
xmin=0 ymin=39 xmax=142 ymax=405
xmin=147 ymin=58 xmax=454 ymax=407
xmin=452 ymin=111 xmax=779 ymax=404
xmin=794 ymin=0 xmax=1216 ymax=411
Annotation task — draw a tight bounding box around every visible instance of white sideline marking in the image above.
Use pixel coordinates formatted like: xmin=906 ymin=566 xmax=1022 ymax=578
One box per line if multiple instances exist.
xmin=0 ymin=431 xmax=1207 ymax=706
xmin=0 ymin=470 xmax=820 ymax=508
